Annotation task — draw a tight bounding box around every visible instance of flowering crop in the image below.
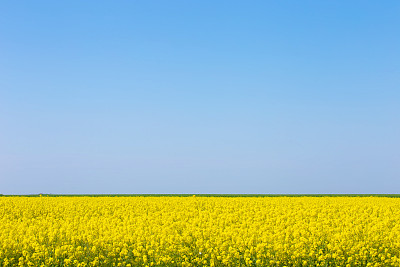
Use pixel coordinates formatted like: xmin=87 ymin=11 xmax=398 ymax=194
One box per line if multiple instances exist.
xmin=0 ymin=197 xmax=399 ymax=266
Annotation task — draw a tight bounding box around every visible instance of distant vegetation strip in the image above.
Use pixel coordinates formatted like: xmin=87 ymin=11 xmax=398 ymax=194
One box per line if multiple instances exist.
xmin=1 ymin=194 xmax=400 ymax=197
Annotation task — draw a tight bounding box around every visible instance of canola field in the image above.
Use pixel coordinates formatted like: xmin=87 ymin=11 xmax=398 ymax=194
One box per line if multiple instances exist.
xmin=0 ymin=197 xmax=399 ymax=267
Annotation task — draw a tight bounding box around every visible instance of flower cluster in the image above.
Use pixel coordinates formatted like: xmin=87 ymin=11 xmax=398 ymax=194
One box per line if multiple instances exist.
xmin=0 ymin=197 xmax=399 ymax=266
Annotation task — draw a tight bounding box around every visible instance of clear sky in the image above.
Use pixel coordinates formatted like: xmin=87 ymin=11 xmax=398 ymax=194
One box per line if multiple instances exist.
xmin=1 ymin=1 xmax=399 ymax=195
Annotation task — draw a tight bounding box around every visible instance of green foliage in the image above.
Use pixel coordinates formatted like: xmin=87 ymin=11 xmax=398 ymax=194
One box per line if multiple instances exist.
xmin=2 ymin=194 xmax=400 ymax=197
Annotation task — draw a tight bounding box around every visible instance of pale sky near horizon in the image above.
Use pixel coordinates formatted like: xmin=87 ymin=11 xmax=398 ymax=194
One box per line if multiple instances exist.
xmin=1 ymin=1 xmax=399 ymax=194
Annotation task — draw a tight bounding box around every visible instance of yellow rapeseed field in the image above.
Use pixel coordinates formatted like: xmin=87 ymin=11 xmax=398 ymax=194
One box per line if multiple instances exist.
xmin=0 ymin=197 xmax=399 ymax=267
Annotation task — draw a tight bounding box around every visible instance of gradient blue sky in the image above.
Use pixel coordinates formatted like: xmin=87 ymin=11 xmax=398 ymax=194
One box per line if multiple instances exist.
xmin=1 ymin=1 xmax=399 ymax=194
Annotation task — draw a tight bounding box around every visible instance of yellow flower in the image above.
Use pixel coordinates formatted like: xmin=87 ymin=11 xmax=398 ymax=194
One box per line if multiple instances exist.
xmin=0 ymin=196 xmax=399 ymax=266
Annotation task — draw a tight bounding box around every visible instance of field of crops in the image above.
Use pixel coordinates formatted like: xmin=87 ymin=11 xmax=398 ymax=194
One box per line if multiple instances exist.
xmin=1 ymin=197 xmax=399 ymax=266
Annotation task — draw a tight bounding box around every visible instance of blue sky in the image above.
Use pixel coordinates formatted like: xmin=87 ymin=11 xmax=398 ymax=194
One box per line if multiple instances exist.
xmin=1 ymin=1 xmax=399 ymax=194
